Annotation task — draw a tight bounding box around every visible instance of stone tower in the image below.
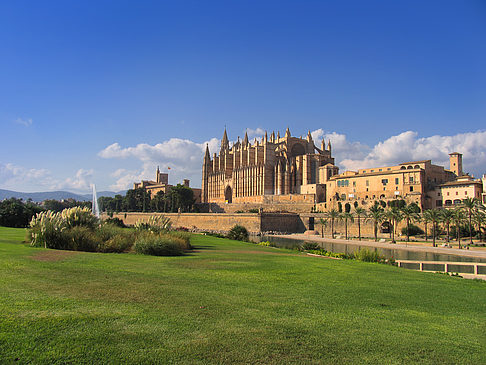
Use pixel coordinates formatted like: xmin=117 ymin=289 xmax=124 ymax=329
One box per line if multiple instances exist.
xmin=449 ymin=152 xmax=463 ymax=177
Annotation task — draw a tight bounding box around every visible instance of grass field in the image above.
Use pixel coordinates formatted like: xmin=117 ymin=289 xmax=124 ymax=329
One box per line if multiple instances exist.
xmin=0 ymin=226 xmax=485 ymax=364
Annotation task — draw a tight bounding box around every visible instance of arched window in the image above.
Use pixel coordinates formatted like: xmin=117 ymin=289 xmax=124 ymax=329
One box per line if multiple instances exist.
xmin=414 ymin=165 xmax=420 ymax=169
xmin=400 ymin=166 xmax=406 ymax=170
xmin=445 ymin=200 xmax=452 ymax=206
xmin=407 ymin=166 xmax=413 ymax=169
xmin=453 ymin=199 xmax=461 ymax=205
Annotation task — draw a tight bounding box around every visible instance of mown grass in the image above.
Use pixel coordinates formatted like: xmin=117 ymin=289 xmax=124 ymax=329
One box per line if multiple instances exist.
xmin=0 ymin=226 xmax=485 ymax=364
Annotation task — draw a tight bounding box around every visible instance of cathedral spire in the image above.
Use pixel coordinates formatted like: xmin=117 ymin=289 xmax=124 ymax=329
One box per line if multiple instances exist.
xmin=204 ymin=144 xmax=210 ymax=161
xmin=285 ymin=127 xmax=291 ymax=138
xmin=264 ymin=131 xmax=268 ymax=143
xmin=307 ymin=130 xmax=313 ymax=142
xmin=243 ymin=131 xmax=249 ymax=147
xmin=221 ymin=128 xmax=229 ymax=151
xmin=277 ymin=131 xmax=280 ymax=140
xmin=271 ymin=131 xmax=275 ymax=143
xmin=321 ymin=138 xmax=326 ymax=151
xmin=327 ymin=139 xmax=332 ymax=154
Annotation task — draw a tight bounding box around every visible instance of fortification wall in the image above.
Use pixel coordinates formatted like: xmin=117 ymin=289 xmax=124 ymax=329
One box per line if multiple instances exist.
xmin=105 ymin=212 xmax=302 ymax=234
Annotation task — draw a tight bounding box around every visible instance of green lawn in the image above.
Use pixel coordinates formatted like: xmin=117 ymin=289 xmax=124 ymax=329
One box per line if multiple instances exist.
xmin=0 ymin=226 xmax=485 ymax=364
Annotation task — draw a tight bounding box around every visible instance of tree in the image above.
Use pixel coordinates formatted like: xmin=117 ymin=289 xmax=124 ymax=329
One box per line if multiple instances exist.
xmin=401 ymin=204 xmax=420 ymax=242
xmin=451 ymin=208 xmax=466 ymax=249
xmin=462 ymin=197 xmax=479 ymax=245
xmin=0 ymin=198 xmax=43 ymax=228
xmin=354 ymin=207 xmax=366 ymax=241
xmin=421 ymin=210 xmax=432 ymax=242
xmin=440 ymin=209 xmax=454 ymax=243
xmin=319 ymin=218 xmax=327 ymax=238
xmin=426 ymin=209 xmax=442 ymax=247
xmin=384 ymin=207 xmax=401 ymax=243
xmin=325 ymin=209 xmax=340 ymax=239
xmin=166 ymin=184 xmax=195 ymax=213
xmin=472 ymin=210 xmax=486 ymax=242
xmin=368 ymin=205 xmax=384 ymax=242
xmin=339 ymin=212 xmax=354 ymax=240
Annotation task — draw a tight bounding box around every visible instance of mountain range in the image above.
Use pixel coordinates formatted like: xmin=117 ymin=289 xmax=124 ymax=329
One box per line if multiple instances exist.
xmin=0 ymin=189 xmax=126 ymax=202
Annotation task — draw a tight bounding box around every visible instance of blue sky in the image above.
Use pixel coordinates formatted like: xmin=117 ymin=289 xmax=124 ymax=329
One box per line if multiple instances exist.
xmin=1 ymin=0 xmax=485 ymax=192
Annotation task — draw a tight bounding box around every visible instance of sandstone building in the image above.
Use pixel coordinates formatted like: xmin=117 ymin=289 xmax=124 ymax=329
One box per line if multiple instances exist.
xmin=134 ymin=167 xmax=201 ymax=203
xmin=202 ymin=128 xmax=337 ymax=207
xmin=202 ymin=129 xmax=483 ymax=213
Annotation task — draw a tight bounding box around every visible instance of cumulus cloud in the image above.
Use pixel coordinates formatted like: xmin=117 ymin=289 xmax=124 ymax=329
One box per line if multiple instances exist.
xmin=99 ymin=137 xmax=220 ymax=190
xmin=311 ymin=128 xmax=370 ymax=161
xmin=15 ymin=117 xmax=33 ymax=127
xmin=0 ymin=163 xmax=53 ymax=190
xmin=338 ymin=130 xmax=486 ymax=177
xmin=54 ymin=169 xmax=94 ymax=191
xmin=245 ymin=127 xmax=265 ymax=139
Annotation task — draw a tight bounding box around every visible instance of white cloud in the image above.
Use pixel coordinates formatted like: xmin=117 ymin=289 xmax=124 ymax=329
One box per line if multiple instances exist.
xmin=54 ymin=169 xmax=94 ymax=191
xmin=245 ymin=127 xmax=265 ymax=139
xmin=338 ymin=130 xmax=486 ymax=177
xmin=99 ymin=137 xmax=220 ymax=190
xmin=0 ymin=163 xmax=53 ymax=190
xmin=15 ymin=118 xmax=33 ymax=127
xmin=311 ymin=128 xmax=370 ymax=160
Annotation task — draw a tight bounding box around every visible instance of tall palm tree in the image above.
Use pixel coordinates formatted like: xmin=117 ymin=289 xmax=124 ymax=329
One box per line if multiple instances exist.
xmin=451 ymin=208 xmax=466 ymax=249
xmin=369 ymin=205 xmax=384 ymax=242
xmin=319 ymin=218 xmax=327 ymax=238
xmin=463 ymin=197 xmax=479 ymax=245
xmin=385 ymin=207 xmax=402 ymax=243
xmin=421 ymin=210 xmax=432 ymax=242
xmin=325 ymin=209 xmax=340 ymax=239
xmin=472 ymin=210 xmax=486 ymax=242
xmin=354 ymin=207 xmax=366 ymax=241
xmin=427 ymin=209 xmax=442 ymax=247
xmin=440 ymin=208 xmax=454 ymax=243
xmin=339 ymin=212 xmax=354 ymax=240
xmin=401 ymin=204 xmax=420 ymax=242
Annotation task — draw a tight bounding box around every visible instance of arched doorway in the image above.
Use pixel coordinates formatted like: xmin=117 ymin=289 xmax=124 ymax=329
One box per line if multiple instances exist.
xmin=225 ymin=186 xmax=232 ymax=203
xmin=381 ymin=221 xmax=391 ymax=234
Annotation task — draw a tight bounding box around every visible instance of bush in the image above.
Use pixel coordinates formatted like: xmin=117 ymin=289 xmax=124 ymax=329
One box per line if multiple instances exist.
xmin=302 ymin=242 xmax=320 ymax=251
xmin=401 ymin=224 xmax=424 ymax=236
xmin=96 ymin=223 xmax=126 ymax=242
xmin=98 ymin=232 xmax=135 ymax=253
xmin=353 ymin=248 xmax=385 ymax=263
xmin=103 ymin=217 xmax=126 ymax=228
xmin=29 ymin=210 xmax=67 ymax=248
xmin=61 ymin=207 xmax=99 ymax=229
xmin=227 ymin=225 xmax=249 ymax=241
xmin=134 ymin=233 xmax=187 ymax=256
xmin=167 ymin=231 xmax=192 ymax=250
xmin=248 ymin=208 xmax=259 ymax=213
xmin=257 ymin=241 xmax=277 ymax=247
xmin=64 ymin=226 xmax=101 ymax=252
xmin=134 ymin=215 xmax=172 ymax=233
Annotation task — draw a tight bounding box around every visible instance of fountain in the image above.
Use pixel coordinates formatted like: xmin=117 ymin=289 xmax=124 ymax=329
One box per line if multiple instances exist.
xmin=92 ymin=184 xmax=100 ymax=218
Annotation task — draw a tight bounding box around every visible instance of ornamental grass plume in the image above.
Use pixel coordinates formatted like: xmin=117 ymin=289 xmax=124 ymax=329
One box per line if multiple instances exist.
xmin=29 ymin=210 xmax=66 ymax=248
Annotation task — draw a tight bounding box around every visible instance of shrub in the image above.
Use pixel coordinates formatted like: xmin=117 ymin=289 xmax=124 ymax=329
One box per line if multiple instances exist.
xmin=96 ymin=223 xmax=126 ymax=242
xmin=134 ymin=233 xmax=187 ymax=256
xmin=302 ymin=242 xmax=320 ymax=251
xmin=64 ymin=226 xmax=101 ymax=252
xmin=353 ymin=248 xmax=385 ymax=263
xmin=103 ymin=217 xmax=126 ymax=228
xmin=99 ymin=232 xmax=135 ymax=253
xmin=401 ymin=224 xmax=424 ymax=236
xmin=29 ymin=210 xmax=66 ymax=248
xmin=248 ymin=208 xmax=259 ymax=213
xmin=257 ymin=241 xmax=277 ymax=247
xmin=227 ymin=225 xmax=249 ymax=241
xmin=135 ymin=215 xmax=172 ymax=233
xmin=167 ymin=231 xmax=192 ymax=250
xmin=61 ymin=207 xmax=99 ymax=229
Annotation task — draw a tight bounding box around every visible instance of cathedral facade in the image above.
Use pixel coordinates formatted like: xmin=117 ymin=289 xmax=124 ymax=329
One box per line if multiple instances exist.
xmin=201 ymin=128 xmax=338 ymax=205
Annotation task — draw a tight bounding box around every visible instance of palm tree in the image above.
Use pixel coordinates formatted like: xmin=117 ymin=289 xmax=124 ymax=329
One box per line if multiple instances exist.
xmin=427 ymin=209 xmax=442 ymax=247
xmin=354 ymin=207 xmax=366 ymax=241
xmin=472 ymin=210 xmax=486 ymax=242
xmin=421 ymin=210 xmax=432 ymax=242
xmin=463 ymin=197 xmax=479 ymax=245
xmin=369 ymin=205 xmax=384 ymax=242
xmin=319 ymin=218 xmax=327 ymax=238
xmin=385 ymin=207 xmax=402 ymax=243
xmin=401 ymin=205 xmax=420 ymax=242
xmin=451 ymin=208 xmax=466 ymax=249
xmin=325 ymin=209 xmax=340 ymax=239
xmin=440 ymin=208 xmax=454 ymax=243
xmin=339 ymin=212 xmax=354 ymax=240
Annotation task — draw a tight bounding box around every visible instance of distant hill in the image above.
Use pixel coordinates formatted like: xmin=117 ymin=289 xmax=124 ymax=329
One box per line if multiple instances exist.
xmin=0 ymin=189 xmax=126 ymax=202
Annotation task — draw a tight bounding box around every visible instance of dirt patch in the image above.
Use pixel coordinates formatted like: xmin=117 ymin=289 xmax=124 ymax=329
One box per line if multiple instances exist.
xmin=30 ymin=250 xmax=78 ymax=262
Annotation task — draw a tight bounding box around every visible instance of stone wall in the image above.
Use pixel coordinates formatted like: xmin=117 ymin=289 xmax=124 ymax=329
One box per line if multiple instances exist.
xmin=105 ymin=212 xmax=302 ymax=234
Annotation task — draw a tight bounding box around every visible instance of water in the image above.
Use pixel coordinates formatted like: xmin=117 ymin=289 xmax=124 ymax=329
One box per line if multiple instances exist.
xmin=256 ymin=235 xmax=486 ymax=264
xmin=92 ymin=184 xmax=100 ymax=218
